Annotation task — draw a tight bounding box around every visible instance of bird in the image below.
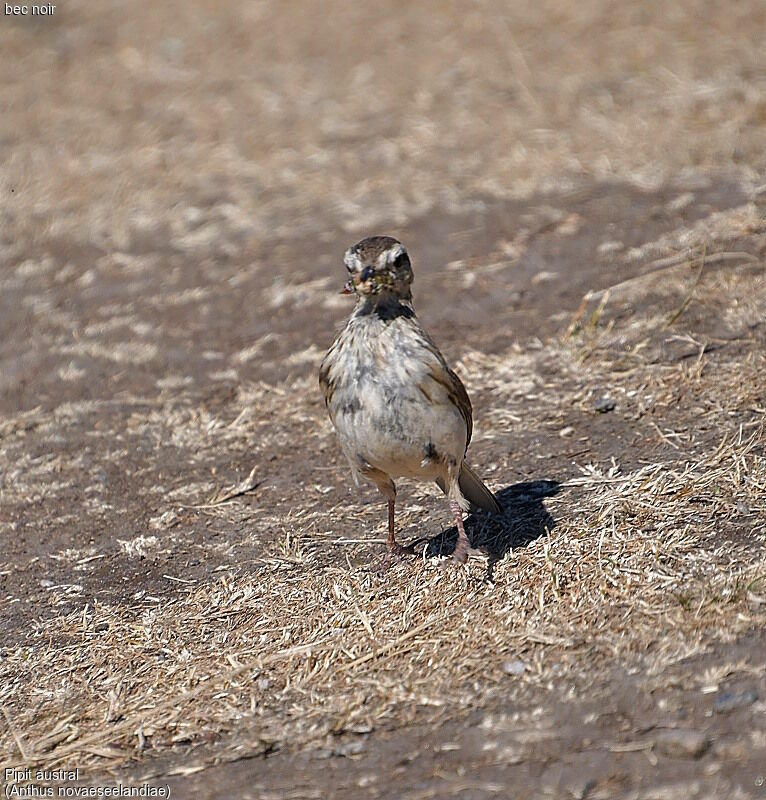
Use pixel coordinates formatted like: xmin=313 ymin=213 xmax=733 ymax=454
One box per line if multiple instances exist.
xmin=318 ymin=235 xmax=501 ymax=565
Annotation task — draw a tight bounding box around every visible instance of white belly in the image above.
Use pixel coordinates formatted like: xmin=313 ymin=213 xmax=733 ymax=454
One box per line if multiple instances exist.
xmin=327 ymin=318 xmax=467 ymax=480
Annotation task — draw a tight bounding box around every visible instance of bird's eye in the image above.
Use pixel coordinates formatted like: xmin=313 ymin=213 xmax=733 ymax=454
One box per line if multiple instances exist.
xmin=360 ymin=267 xmax=374 ymax=281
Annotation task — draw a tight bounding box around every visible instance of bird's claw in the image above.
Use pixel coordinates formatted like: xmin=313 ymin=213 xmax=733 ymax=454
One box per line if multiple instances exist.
xmin=449 ymin=540 xmax=481 ymax=565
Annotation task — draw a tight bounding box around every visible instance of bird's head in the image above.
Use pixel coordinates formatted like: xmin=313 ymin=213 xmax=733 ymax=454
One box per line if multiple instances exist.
xmin=342 ymin=236 xmax=414 ymax=300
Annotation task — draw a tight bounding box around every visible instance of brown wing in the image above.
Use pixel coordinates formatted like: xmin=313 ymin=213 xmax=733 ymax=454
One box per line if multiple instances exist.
xmin=418 ymin=328 xmax=473 ymax=452
xmin=427 ymin=360 xmax=473 ymax=450
xmin=318 ymin=348 xmax=337 ymax=424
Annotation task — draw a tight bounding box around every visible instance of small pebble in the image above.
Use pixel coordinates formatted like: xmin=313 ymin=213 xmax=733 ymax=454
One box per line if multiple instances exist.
xmin=735 ymin=502 xmax=750 ymax=515
xmin=559 ymin=426 xmax=574 ymax=438
xmin=713 ymin=690 xmax=757 ymax=713
xmin=655 ymin=729 xmax=709 ymax=759
xmin=594 ymin=396 xmax=616 ymax=413
xmin=502 ymin=660 xmax=527 ymax=676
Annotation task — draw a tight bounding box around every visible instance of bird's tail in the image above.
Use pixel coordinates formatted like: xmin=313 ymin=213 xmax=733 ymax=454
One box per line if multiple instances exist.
xmin=459 ymin=463 xmax=502 ymax=514
xmin=437 ymin=463 xmax=502 ymax=515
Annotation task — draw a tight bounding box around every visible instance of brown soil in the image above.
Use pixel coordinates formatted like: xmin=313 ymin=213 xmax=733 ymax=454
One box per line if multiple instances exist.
xmin=1 ymin=2 xmax=765 ymax=799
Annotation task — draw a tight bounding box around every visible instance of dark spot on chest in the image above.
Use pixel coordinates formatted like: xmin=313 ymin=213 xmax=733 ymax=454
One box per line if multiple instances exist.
xmin=354 ymin=364 xmax=373 ymax=382
xmin=343 ymin=398 xmax=361 ymax=415
xmin=423 ymin=441 xmax=439 ymax=461
xmin=357 ymin=299 xmax=414 ymax=322
xmin=375 ymin=303 xmax=414 ymax=322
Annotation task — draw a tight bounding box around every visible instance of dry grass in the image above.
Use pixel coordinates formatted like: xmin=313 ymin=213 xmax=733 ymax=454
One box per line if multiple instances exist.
xmin=1 ymin=0 xmax=765 ymax=787
xmin=1 ymin=216 xmax=764 ymax=776
xmin=2 ymin=0 xmax=765 ymax=252
xmin=1 ymin=441 xmax=764 ymax=773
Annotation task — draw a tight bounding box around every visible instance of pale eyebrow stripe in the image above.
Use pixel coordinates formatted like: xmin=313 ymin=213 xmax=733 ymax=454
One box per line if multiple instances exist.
xmin=344 ymin=250 xmax=364 ymax=271
xmin=378 ymin=244 xmax=405 ymax=266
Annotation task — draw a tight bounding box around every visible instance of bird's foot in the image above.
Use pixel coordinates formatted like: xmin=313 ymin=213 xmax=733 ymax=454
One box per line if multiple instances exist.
xmin=450 ymin=537 xmax=481 ymax=565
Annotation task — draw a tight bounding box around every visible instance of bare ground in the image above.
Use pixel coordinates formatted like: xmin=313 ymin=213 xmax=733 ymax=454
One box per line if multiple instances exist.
xmin=1 ymin=2 xmax=765 ymax=798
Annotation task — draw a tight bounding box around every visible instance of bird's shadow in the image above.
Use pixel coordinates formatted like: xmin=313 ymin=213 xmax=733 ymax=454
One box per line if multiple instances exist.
xmin=409 ymin=480 xmax=561 ymax=581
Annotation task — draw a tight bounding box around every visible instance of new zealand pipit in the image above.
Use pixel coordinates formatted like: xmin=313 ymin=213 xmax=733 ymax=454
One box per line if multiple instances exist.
xmin=319 ymin=236 xmax=501 ymax=564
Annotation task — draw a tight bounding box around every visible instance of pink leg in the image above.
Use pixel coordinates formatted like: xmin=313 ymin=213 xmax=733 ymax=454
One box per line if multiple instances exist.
xmin=450 ymin=499 xmax=473 ymax=563
xmin=374 ymin=497 xmax=409 ymax=571
xmin=386 ymin=498 xmax=408 ymax=556
xmin=360 ymin=466 xmax=411 ymax=570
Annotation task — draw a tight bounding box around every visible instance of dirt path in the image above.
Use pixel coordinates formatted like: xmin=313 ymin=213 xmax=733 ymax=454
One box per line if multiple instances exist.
xmin=1 ymin=2 xmax=765 ymax=798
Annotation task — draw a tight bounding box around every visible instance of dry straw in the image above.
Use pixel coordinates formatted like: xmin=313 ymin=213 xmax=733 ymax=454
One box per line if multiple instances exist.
xmin=1 ymin=210 xmax=765 ymax=777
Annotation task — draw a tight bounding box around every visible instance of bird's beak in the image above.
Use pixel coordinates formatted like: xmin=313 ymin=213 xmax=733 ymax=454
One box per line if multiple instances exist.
xmin=340 ymin=279 xmax=354 ymax=295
